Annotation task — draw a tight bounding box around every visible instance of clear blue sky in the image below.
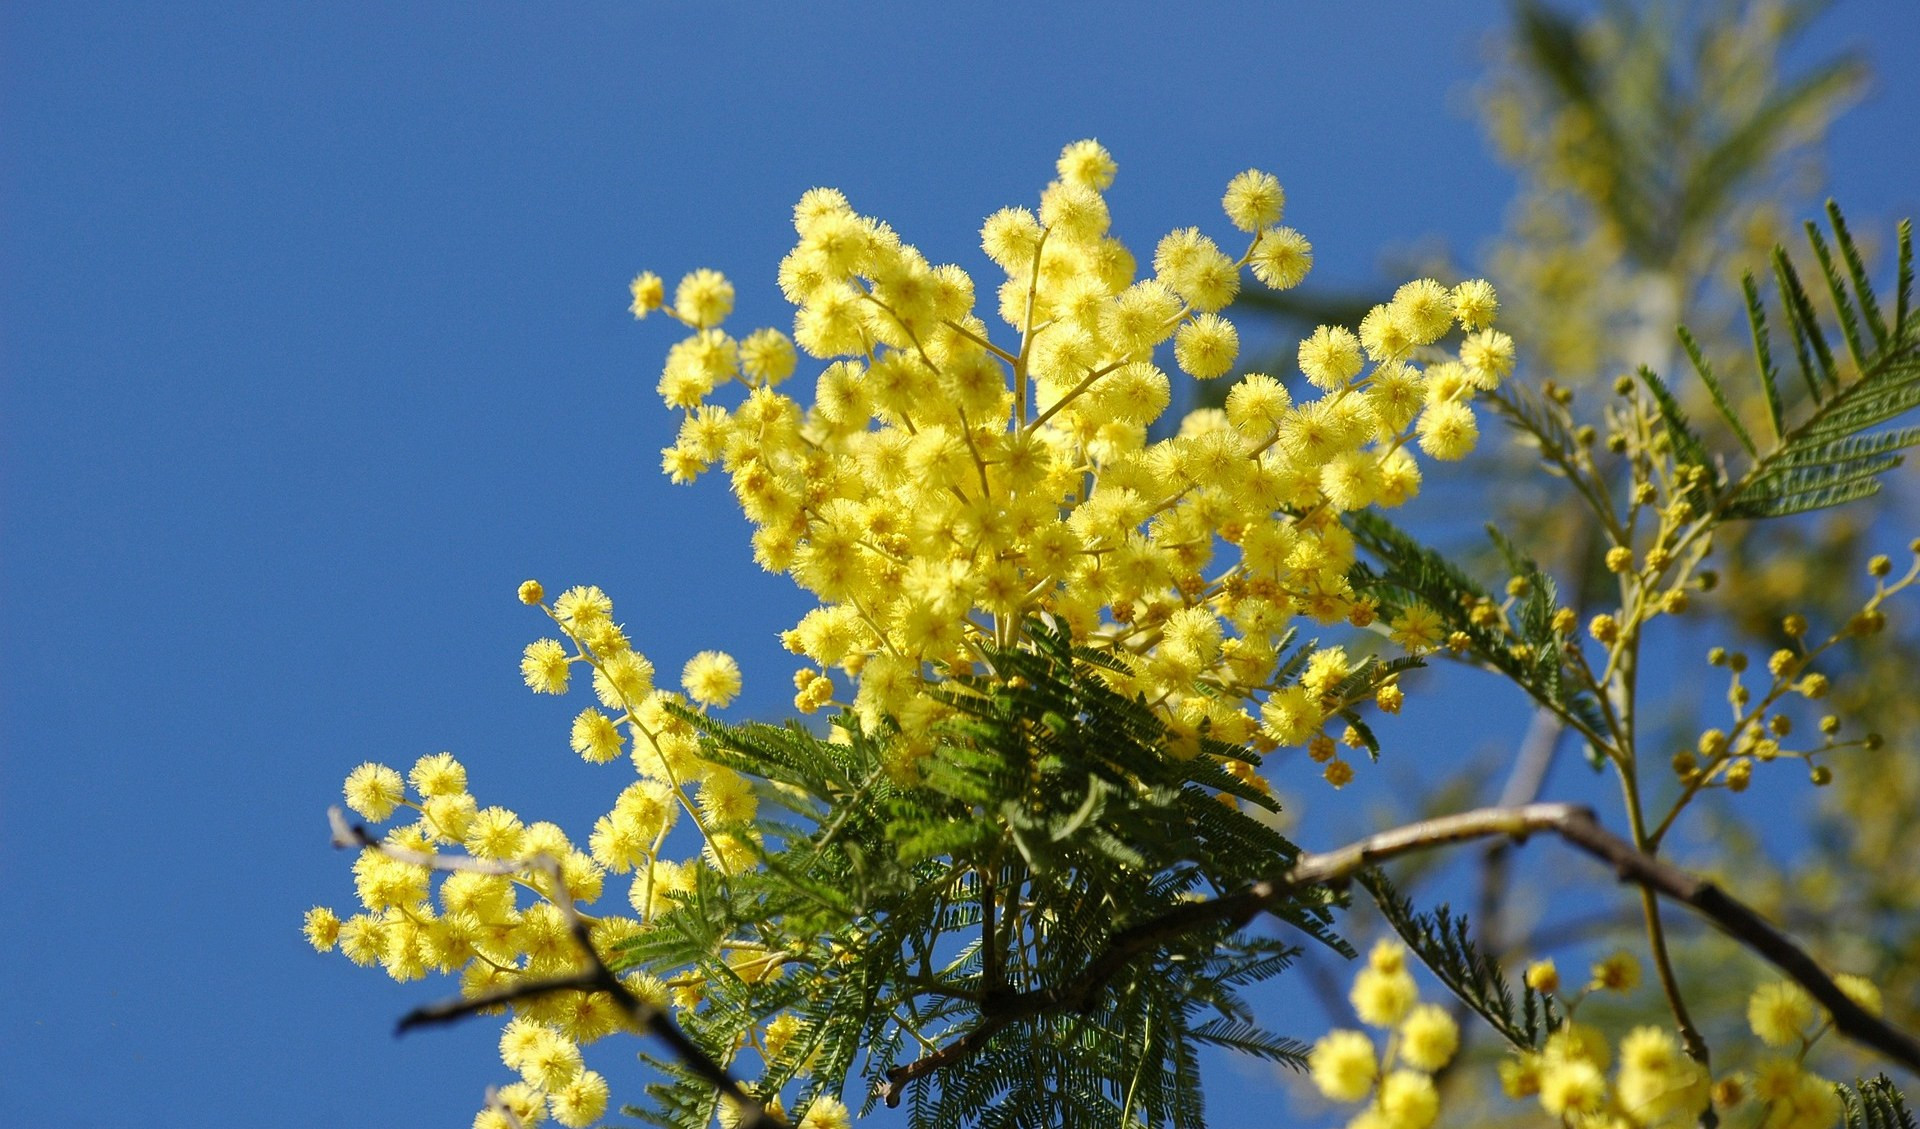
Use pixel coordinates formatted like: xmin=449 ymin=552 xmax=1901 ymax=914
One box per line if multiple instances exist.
xmin=3 ymin=4 xmax=1915 ymax=1127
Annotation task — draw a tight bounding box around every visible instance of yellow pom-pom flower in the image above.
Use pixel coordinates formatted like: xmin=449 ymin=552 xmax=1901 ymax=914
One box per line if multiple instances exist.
xmin=1378 ymin=1069 xmax=1440 ymax=1129
xmin=408 ymin=751 xmax=466 ymax=798
xmin=464 ymin=806 xmax=526 ymax=860
xmin=303 ymin=906 xmax=341 ymax=951
xmin=1250 ymin=226 xmax=1311 ymax=289
xmin=673 ymin=268 xmax=734 ymax=328
xmin=550 ymin=1070 xmax=610 ymax=1128
xmin=980 ymin=206 xmax=1043 ymax=269
xmin=343 ymin=762 xmax=405 ymax=822
xmin=1617 ymin=1026 xmax=1707 ymax=1127
xmin=1589 ymin=949 xmax=1641 ymax=992
xmin=569 ymin=709 xmax=625 ymax=764
xmin=1056 ymin=138 xmax=1117 ymax=191
xmin=1748 ymin=980 xmax=1816 ymax=1046
xmin=1537 ymin=1057 xmax=1607 ymax=1119
xmin=1351 ymin=965 xmax=1418 ymax=1028
xmin=1309 ymin=1028 xmax=1378 ymax=1102
xmin=521 ymin=638 xmax=572 ymax=695
xmin=1451 ymin=279 xmax=1498 ymax=329
xmin=1460 ymin=328 xmax=1515 ymax=387
xmin=1174 ymin=313 xmax=1239 ymax=378
xmin=1398 ymin=1004 xmax=1459 ymax=1072
xmin=1298 ymin=325 xmax=1363 ymax=390
xmin=1390 ymin=279 xmax=1454 ymax=346
xmin=1038 ymin=181 xmax=1110 ymax=242
xmin=628 ymin=271 xmax=664 ymax=319
xmin=798 ymin=1093 xmax=853 ymax=1129
xmin=1414 ymin=401 xmax=1477 ymax=460
xmin=520 ymin=1027 xmax=584 ymax=1091
xmin=1222 ymin=169 xmax=1284 ymax=232
xmin=681 ymin=650 xmax=743 ymax=708
xmin=739 ymin=327 xmax=797 ymax=385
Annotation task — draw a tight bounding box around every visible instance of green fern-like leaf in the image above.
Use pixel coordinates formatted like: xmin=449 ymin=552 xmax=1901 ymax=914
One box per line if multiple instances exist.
xmin=1679 ymin=207 xmax=1920 ymax=521
xmin=1840 ymin=1076 xmax=1916 ymax=1129
xmin=1346 ymin=512 xmax=1610 ymax=758
xmin=1359 ymin=869 xmax=1559 ymax=1050
xmin=1635 ymin=365 xmax=1713 ymax=471
xmin=630 ymin=620 xmax=1341 ymax=1129
xmin=1188 ymin=1018 xmax=1310 ymax=1068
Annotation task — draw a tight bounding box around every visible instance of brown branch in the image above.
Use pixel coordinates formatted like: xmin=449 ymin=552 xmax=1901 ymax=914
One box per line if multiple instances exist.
xmin=328 ymin=808 xmax=791 ymax=1129
xmin=879 ymin=802 xmax=1920 ymax=1107
xmin=396 ymin=970 xmax=602 ymax=1030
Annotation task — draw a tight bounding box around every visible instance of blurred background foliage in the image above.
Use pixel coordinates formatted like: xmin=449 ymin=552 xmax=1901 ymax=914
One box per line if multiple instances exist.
xmin=1214 ymin=0 xmax=1917 ymax=1114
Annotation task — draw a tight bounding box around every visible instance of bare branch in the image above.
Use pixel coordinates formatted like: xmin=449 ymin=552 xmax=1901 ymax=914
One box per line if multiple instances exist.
xmin=880 ymin=802 xmax=1920 ymax=1106
xmin=329 ymin=806 xmax=524 ymax=875
xmin=396 ymin=970 xmax=602 ymax=1031
xmin=327 ymin=808 xmax=792 ymax=1129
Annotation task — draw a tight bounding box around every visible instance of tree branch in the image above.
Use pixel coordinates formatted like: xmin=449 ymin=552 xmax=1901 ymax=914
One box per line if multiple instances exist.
xmin=879 ymin=802 xmax=1920 ymax=1106
xmin=328 ymin=808 xmax=791 ymax=1129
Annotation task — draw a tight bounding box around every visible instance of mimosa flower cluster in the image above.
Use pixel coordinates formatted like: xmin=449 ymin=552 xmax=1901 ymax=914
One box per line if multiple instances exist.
xmin=1497 ymin=957 xmax=1882 ymax=1129
xmin=630 ymin=139 xmax=1515 ymax=779
xmin=1306 ymin=941 xmax=1459 ymax=1129
xmin=309 ymin=141 xmax=1520 ymax=1127
xmin=307 ymin=578 xmax=802 ymax=1129
xmin=1312 ymin=946 xmax=1885 ymax=1129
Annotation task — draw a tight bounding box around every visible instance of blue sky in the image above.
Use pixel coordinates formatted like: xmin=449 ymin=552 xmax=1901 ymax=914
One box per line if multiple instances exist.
xmin=4 ymin=3 xmax=1916 ymax=1127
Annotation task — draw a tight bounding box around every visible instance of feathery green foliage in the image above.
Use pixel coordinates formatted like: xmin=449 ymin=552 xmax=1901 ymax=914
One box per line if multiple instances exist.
xmin=616 ymin=623 xmax=1340 ymax=1128
xmin=1841 ymin=1076 xmax=1917 ymax=1129
xmin=1360 ymin=869 xmax=1560 ymax=1051
xmin=1346 ymin=510 xmax=1610 ymax=756
xmin=1511 ymin=0 xmax=1864 ymax=269
xmin=1678 ymin=207 xmax=1920 ymax=520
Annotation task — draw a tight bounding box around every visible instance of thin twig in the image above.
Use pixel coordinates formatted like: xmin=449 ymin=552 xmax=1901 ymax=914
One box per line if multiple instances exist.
xmin=1479 ymin=708 xmax=1567 ymax=956
xmin=879 ymin=803 xmax=1920 ymax=1106
xmin=329 ymin=808 xmax=792 ymax=1129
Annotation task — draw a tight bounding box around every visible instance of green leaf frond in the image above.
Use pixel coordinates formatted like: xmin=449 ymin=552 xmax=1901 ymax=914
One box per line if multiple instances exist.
xmin=1360 ymin=869 xmax=1560 ymax=1051
xmin=1840 ymin=1076 xmax=1916 ymax=1129
xmin=624 ymin=622 xmax=1340 ymax=1128
xmin=1346 ymin=511 xmax=1610 ymax=755
xmin=1678 ymin=206 xmax=1920 ymax=520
